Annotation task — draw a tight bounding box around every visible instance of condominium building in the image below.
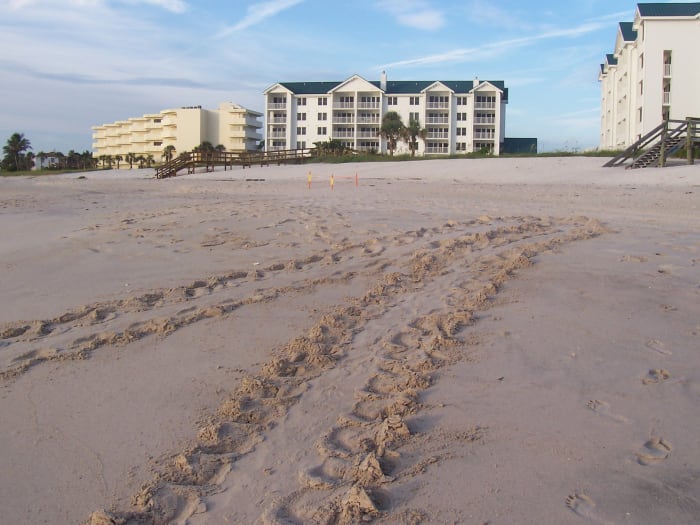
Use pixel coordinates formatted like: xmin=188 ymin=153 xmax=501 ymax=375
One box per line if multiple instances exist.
xmin=263 ymin=73 xmax=508 ymax=155
xmin=599 ymin=3 xmax=700 ymax=149
xmin=92 ymin=102 xmax=262 ymax=159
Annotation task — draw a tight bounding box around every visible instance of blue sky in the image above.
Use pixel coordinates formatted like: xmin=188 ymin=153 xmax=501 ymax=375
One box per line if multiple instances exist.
xmin=0 ymin=0 xmax=682 ymax=153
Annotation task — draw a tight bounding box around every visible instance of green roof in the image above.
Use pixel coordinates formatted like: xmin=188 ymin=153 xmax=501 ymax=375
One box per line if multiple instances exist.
xmin=619 ymin=21 xmax=637 ymax=41
xmin=637 ymin=2 xmax=700 ymax=17
xmin=606 ymin=54 xmax=618 ymax=66
xmin=277 ymin=79 xmax=507 ymax=100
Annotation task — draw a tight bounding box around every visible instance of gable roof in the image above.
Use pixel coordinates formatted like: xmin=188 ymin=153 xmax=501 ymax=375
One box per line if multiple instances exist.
xmin=619 ymin=21 xmax=637 ymax=41
xmin=272 ymin=77 xmax=507 ymax=100
xmin=637 ymin=2 xmax=700 ymax=17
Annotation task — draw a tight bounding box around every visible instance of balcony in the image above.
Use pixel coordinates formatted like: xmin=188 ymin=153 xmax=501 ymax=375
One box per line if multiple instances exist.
xmin=474 ymin=117 xmax=495 ymax=124
xmin=664 ymin=63 xmax=671 ymax=77
xmin=427 ymin=102 xmax=449 ymax=109
xmin=427 ymin=132 xmax=448 ymax=139
xmin=357 ymin=116 xmax=379 ymax=124
xmin=663 ymin=91 xmax=671 ymax=105
xmin=333 ymin=116 xmax=354 ymax=124
xmin=357 ymin=131 xmax=378 ymax=138
xmin=474 ymin=132 xmax=495 ymax=140
xmin=333 ymin=102 xmax=355 ymax=109
xmin=269 ymin=118 xmax=287 ymax=124
xmin=358 ymin=102 xmax=380 ymax=109
xmin=425 ymin=146 xmax=448 ymax=154
xmin=425 ymin=116 xmax=449 ymax=124
xmin=269 ymin=132 xmax=286 ymax=138
xmin=268 ymin=103 xmax=287 ymax=110
xmin=474 ymin=102 xmax=496 ymax=109
xmin=333 ymin=131 xmax=355 ymax=138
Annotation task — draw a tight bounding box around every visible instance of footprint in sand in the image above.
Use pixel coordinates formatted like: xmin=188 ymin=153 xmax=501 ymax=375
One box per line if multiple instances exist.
xmin=636 ymin=438 xmax=672 ymax=466
xmin=645 ymin=339 xmax=672 ymax=356
xmin=642 ymin=369 xmax=670 ymax=385
xmin=586 ymin=400 xmax=630 ymax=423
xmin=566 ymin=493 xmax=614 ymax=524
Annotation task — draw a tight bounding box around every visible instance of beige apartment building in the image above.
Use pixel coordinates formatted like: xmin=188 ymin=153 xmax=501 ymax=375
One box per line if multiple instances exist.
xmin=599 ymin=3 xmax=700 ymax=149
xmin=92 ymin=102 xmax=262 ymax=160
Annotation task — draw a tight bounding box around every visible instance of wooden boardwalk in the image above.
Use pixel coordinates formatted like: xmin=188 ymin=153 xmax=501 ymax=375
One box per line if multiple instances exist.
xmin=155 ymin=148 xmax=313 ymax=179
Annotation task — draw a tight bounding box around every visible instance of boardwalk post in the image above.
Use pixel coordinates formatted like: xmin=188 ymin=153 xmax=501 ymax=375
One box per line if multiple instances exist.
xmin=687 ymin=118 xmax=695 ymax=165
xmin=659 ymin=119 xmax=668 ymax=168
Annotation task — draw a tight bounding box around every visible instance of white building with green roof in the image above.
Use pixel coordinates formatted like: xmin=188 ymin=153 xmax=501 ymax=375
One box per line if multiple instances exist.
xmin=263 ymin=73 xmax=508 ymax=155
xmin=599 ymin=2 xmax=700 ymax=149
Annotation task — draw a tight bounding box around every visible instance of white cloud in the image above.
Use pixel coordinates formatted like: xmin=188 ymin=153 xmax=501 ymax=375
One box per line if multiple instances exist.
xmin=376 ymin=0 xmax=445 ymax=30
xmin=118 ymin=0 xmax=189 ymax=13
xmin=216 ymin=0 xmax=304 ymax=37
xmin=377 ymin=18 xmax=612 ymax=69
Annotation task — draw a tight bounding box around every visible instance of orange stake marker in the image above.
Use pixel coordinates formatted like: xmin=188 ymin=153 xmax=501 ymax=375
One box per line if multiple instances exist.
xmin=307 ymin=171 xmax=312 ymax=189
xmin=330 ymin=174 xmax=335 ymax=191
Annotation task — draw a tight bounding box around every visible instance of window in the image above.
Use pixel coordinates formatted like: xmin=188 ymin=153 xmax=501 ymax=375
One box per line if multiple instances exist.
xmin=409 ymin=112 xmax=419 ymax=123
xmin=318 ymin=97 xmax=328 ymax=106
xmin=318 ymin=112 xmax=327 ymax=121
xmin=456 ymin=142 xmax=467 ymax=151
xmin=297 ymin=127 xmax=306 ymax=135
xmin=457 ymin=97 xmax=468 ymax=105
xmin=639 ymin=54 xmax=644 ymax=69
xmin=272 ymin=96 xmax=286 ymax=105
xmin=457 ymin=112 xmax=468 ymax=121
xmin=456 ymin=128 xmax=467 ymax=136
xmin=388 ymin=96 xmax=397 ymax=105
xmin=297 ymin=112 xmax=306 ymax=121
xmin=153 ymin=118 xmax=162 ymax=124
xmin=638 ymin=107 xmax=643 ymax=122
xmin=409 ymin=96 xmax=419 ymax=105
xmin=297 ymin=97 xmax=306 ymax=106
xmin=639 ymin=81 xmax=643 ymax=95
xmin=154 ymin=141 xmax=162 ymax=146
xmin=297 ymin=141 xmax=306 ymax=149
xmin=317 ymin=126 xmax=327 ymax=135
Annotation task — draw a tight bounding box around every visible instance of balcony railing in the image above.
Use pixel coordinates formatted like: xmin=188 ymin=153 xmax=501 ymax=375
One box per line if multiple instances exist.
xmin=475 ymin=102 xmax=496 ymax=109
xmin=269 ymin=132 xmax=286 ymax=138
xmin=474 ymin=132 xmax=495 ymax=139
xmin=425 ymin=146 xmax=448 ymax=154
xmin=474 ymin=117 xmax=495 ymax=124
xmin=333 ymin=117 xmax=354 ymax=124
xmin=427 ymin=102 xmax=449 ymax=109
xmin=663 ymin=91 xmax=671 ymax=105
xmin=333 ymin=131 xmax=355 ymax=138
xmin=427 ymin=132 xmax=448 ymax=139
xmin=357 ymin=116 xmax=379 ymax=124
xmin=425 ymin=117 xmax=449 ymax=124
xmin=664 ymin=63 xmax=672 ymax=77
xmin=269 ymin=118 xmax=287 ymax=124
xmin=358 ymin=102 xmax=380 ymax=109
xmin=357 ymin=131 xmax=378 ymax=138
xmin=333 ymin=102 xmax=354 ymax=109
xmin=268 ymin=103 xmax=287 ymax=110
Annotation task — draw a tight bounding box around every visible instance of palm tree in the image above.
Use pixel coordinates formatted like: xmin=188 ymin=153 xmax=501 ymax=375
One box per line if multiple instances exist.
xmin=145 ymin=154 xmax=155 ymax=167
xmin=378 ymin=111 xmax=404 ymax=156
xmin=400 ymin=116 xmax=427 ymax=157
xmin=126 ymin=152 xmax=136 ymax=169
xmin=2 ymin=132 xmax=32 ymax=171
xmin=114 ymin=154 xmax=123 ymax=169
xmin=162 ymin=145 xmax=175 ymax=162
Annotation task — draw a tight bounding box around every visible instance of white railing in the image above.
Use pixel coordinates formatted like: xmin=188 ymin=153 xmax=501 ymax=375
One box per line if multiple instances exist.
xmin=425 ymin=146 xmax=448 ymax=154
xmin=333 ymin=117 xmax=354 ymax=123
xmin=474 ymin=117 xmax=495 ymax=124
xmin=358 ymin=102 xmax=380 ymax=109
xmin=357 ymin=117 xmax=379 ymax=123
xmin=427 ymin=102 xmax=449 ymax=109
xmin=268 ymin=146 xmax=286 ymax=151
xmin=356 ymin=145 xmax=378 ymax=152
xmin=475 ymin=102 xmax=496 ymax=109
xmin=357 ymin=131 xmax=378 ymax=138
xmin=664 ymin=63 xmax=672 ymax=77
xmin=269 ymin=118 xmax=287 ymax=124
xmin=269 ymin=132 xmax=286 ymax=138
xmin=425 ymin=117 xmax=448 ymax=124
xmin=663 ymin=91 xmax=671 ymax=105
xmin=333 ymin=102 xmax=354 ymax=109
xmin=474 ymin=132 xmax=495 ymax=139
xmin=267 ymin=103 xmax=287 ymax=110
xmin=333 ymin=132 xmax=354 ymax=138
xmin=427 ymin=132 xmax=448 ymax=139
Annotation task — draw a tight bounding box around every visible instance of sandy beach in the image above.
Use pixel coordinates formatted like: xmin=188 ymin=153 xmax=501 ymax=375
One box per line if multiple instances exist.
xmin=1 ymin=157 xmax=699 ymax=524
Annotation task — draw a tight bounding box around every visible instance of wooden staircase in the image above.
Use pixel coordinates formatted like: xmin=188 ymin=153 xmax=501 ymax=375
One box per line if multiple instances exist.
xmin=604 ymin=117 xmax=699 ymax=169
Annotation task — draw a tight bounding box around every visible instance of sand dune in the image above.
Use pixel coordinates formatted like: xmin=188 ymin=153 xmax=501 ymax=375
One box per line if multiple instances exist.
xmin=0 ymin=157 xmax=698 ymax=524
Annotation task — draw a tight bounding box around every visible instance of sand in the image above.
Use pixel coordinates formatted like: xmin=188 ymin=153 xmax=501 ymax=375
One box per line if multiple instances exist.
xmin=0 ymin=157 xmax=699 ymax=524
